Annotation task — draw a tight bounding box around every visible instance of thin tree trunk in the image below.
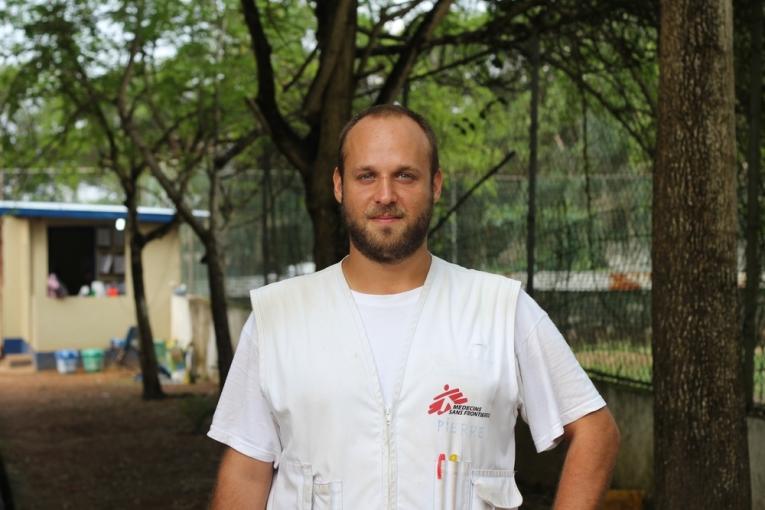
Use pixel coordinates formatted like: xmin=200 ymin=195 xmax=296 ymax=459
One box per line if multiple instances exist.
xmin=526 ymin=33 xmax=540 ymax=297
xmin=653 ymin=0 xmax=751 ymax=507
xmin=204 ymin=162 xmax=233 ymax=391
xmin=261 ymin=160 xmax=272 ymax=284
xmin=451 ymin=180 xmax=458 ymax=263
xmin=125 ymin=188 xmax=165 ymax=400
xmin=270 ymin=166 xmax=280 ymax=276
xmin=205 ymin=237 xmax=233 ymax=393
xmin=742 ymin=0 xmax=763 ymax=410
xmin=581 ymin=88 xmax=596 ymax=269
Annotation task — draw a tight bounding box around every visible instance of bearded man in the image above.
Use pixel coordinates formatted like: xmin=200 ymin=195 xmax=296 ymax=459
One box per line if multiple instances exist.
xmin=208 ymin=104 xmax=620 ymax=509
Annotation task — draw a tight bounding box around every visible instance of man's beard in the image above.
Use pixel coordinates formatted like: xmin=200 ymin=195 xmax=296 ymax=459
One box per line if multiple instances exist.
xmin=341 ymin=198 xmax=434 ymax=264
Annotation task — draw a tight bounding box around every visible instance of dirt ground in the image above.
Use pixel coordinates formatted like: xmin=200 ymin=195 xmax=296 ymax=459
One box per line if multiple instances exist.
xmin=0 ymin=369 xmax=222 ymax=510
xmin=0 ymin=369 xmax=564 ymax=510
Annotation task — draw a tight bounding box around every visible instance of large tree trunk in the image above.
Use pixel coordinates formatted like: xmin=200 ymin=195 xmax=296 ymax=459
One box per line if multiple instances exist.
xmin=742 ymin=0 xmax=763 ymax=410
xmin=125 ymin=189 xmax=165 ymax=400
xmin=652 ymin=0 xmax=750 ymax=507
xmin=205 ymin=236 xmax=233 ymax=392
xmin=307 ymin=2 xmax=356 ymax=269
xmin=307 ymin=176 xmax=347 ymax=269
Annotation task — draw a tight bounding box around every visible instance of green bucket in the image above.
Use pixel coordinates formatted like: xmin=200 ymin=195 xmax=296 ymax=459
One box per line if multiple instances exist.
xmin=153 ymin=340 xmax=167 ymax=366
xmin=81 ymin=348 xmax=105 ymax=373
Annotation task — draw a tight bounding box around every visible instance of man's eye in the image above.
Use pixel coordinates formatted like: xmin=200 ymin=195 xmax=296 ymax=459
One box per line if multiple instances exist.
xmin=397 ymin=172 xmax=415 ymax=180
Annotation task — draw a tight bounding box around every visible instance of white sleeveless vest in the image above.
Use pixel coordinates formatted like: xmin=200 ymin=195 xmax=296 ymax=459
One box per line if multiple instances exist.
xmin=249 ymin=256 xmax=524 ymax=509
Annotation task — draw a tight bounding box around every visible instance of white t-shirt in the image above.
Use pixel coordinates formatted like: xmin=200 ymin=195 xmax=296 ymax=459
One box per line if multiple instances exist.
xmin=351 ymin=286 xmax=421 ymax=407
xmin=208 ymin=289 xmax=605 ymax=462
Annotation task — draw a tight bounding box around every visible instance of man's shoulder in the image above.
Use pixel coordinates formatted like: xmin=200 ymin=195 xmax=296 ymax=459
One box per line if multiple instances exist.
xmin=435 ymin=256 xmax=522 ymax=288
xmin=249 ymin=262 xmax=338 ymax=301
xmin=450 ymin=264 xmax=544 ymax=325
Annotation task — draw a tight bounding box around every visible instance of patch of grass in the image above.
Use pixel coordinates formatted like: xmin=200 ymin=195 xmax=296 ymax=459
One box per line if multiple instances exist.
xmin=178 ymin=394 xmax=219 ymax=434
xmin=574 ymin=342 xmax=765 ymax=403
xmin=575 ymin=344 xmax=652 ymax=383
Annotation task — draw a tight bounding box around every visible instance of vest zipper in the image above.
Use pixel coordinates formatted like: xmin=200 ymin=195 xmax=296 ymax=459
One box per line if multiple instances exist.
xmin=384 ymin=408 xmax=394 ymax=509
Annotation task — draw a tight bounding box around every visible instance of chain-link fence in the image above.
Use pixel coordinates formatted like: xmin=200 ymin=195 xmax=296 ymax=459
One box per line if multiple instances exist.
xmin=181 ymin=167 xmax=315 ymax=307
xmin=430 ymin=171 xmax=765 ymax=398
xmin=430 ymin=173 xmax=655 ymax=388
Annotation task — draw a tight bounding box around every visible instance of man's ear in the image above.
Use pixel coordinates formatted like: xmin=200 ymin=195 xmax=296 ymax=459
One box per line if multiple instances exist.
xmin=333 ymin=167 xmax=343 ymax=203
xmin=432 ymin=169 xmax=443 ymax=202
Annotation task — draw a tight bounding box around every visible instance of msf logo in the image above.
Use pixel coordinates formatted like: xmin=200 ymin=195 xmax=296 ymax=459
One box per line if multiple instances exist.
xmin=428 ymin=384 xmax=468 ymax=415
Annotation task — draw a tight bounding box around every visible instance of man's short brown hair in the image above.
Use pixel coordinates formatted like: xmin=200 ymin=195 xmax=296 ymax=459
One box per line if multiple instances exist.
xmin=336 ymin=104 xmax=440 ymax=177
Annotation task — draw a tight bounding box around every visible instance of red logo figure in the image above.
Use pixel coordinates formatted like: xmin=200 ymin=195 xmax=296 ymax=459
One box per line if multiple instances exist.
xmin=428 ymin=384 xmax=468 ymax=415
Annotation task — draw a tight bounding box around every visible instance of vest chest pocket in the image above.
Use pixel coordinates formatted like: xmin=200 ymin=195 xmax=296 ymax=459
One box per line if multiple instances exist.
xmin=311 ymin=480 xmax=342 ymax=510
xmin=469 ymin=469 xmax=523 ymax=509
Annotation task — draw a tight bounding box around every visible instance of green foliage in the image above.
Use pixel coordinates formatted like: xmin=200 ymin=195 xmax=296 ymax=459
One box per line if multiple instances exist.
xmin=1 ymin=0 xmax=260 ymax=206
xmin=2 ymin=0 xmax=661 ymax=275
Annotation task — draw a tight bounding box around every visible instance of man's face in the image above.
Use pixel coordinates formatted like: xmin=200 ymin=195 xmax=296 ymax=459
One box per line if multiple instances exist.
xmin=333 ymin=115 xmax=443 ymax=264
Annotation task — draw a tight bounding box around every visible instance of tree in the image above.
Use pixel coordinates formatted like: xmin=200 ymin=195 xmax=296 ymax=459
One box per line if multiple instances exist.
xmin=239 ymin=0 xmax=456 ymax=268
xmin=2 ymin=0 xmax=261 ymax=390
xmin=652 ymin=0 xmax=751 ymax=507
xmin=541 ymin=2 xmax=659 ymax=159
xmin=1 ymin=2 xmax=175 ymax=399
xmin=238 ymin=0 xmax=667 ymax=269
xmin=109 ymin=2 xmax=264 ymax=390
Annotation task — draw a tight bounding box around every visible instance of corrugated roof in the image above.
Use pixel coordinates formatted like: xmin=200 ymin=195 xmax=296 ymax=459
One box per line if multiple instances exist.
xmin=0 ymin=201 xmax=209 ymax=223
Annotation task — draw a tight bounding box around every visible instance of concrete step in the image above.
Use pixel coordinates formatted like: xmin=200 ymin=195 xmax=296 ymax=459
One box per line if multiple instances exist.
xmin=0 ymin=353 xmax=36 ymax=373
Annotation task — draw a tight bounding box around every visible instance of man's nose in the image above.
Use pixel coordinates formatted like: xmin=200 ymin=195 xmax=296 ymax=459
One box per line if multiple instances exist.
xmin=374 ymin=177 xmax=397 ymax=204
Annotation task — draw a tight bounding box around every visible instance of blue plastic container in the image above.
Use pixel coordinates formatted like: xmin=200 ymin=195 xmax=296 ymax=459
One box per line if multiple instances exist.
xmin=54 ymin=350 xmax=79 ymax=374
xmin=3 ymin=338 xmax=28 ymax=354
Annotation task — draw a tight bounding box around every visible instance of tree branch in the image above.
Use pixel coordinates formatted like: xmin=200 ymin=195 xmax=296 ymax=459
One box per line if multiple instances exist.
xmin=240 ymin=0 xmax=310 ymax=173
xmin=375 ymin=0 xmax=454 ymax=105
xmin=117 ymin=95 xmax=210 ymax=243
xmin=140 ymin=215 xmax=181 ymax=247
xmin=302 ymin=0 xmax=354 ymax=120
xmin=546 ymin=53 xmax=654 ymax=158
xmin=213 ymin=128 xmax=261 ymax=170
xmin=58 ymin=34 xmax=125 ymax=181
xmin=245 ymin=98 xmax=310 ymax=178
xmin=355 ymin=0 xmax=421 ymax=80
xmin=429 ymin=150 xmax=516 ymax=236
xmin=357 ymin=48 xmax=493 ymax=99
xmin=283 ymin=45 xmax=318 ymax=93
xmin=118 ymin=36 xmax=141 ymax=125
xmin=355 ymin=14 xmax=388 ymax=84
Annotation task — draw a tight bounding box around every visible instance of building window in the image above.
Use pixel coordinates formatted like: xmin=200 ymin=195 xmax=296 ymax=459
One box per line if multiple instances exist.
xmin=48 ymin=225 xmax=126 ymax=297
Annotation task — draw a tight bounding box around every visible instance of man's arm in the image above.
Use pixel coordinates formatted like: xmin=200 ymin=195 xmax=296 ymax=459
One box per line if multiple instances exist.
xmin=210 ymin=447 xmax=274 ymax=509
xmin=553 ymin=407 xmax=620 ymax=510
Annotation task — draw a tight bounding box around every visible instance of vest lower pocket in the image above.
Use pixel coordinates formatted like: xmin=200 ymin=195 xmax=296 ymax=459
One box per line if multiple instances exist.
xmin=269 ymin=462 xmax=343 ymax=510
xmin=311 ymin=480 xmax=343 ymax=510
xmin=268 ymin=462 xmax=313 ymax=510
xmin=469 ymin=469 xmax=522 ymax=509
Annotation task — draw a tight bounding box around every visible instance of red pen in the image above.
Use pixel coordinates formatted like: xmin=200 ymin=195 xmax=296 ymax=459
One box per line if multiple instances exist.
xmin=436 ymin=453 xmax=446 ymax=480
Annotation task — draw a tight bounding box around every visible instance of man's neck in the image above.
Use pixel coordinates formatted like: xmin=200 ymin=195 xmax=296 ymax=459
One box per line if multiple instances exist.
xmin=341 ymin=245 xmax=432 ymax=294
